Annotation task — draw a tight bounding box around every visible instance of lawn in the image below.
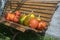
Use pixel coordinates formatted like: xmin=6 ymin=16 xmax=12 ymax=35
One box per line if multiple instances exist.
xmin=0 ymin=23 xmax=59 ymax=40
xmin=0 ymin=23 xmax=44 ymax=40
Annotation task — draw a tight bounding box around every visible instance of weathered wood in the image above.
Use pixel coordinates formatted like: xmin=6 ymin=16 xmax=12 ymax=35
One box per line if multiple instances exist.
xmin=20 ymin=8 xmax=54 ymax=14
xmin=24 ymin=2 xmax=57 ymax=6
xmin=3 ymin=1 xmax=58 ymax=33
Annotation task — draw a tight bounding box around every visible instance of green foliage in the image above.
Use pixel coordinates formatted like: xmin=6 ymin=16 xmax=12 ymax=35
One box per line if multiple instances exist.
xmin=44 ymin=34 xmax=60 ymax=40
xmin=0 ymin=33 xmax=10 ymax=40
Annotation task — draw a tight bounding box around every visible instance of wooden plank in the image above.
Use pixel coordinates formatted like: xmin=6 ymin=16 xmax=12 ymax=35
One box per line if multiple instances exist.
xmin=19 ymin=10 xmax=52 ymax=18
xmin=9 ymin=0 xmax=22 ymax=3
xmin=21 ymin=5 xmax=56 ymax=11
xmin=5 ymin=8 xmax=11 ymax=11
xmin=11 ymin=4 xmax=18 ymax=7
xmin=11 ymin=7 xmax=17 ymax=9
xmin=10 ymin=2 xmax=57 ymax=7
xmin=23 ymin=2 xmax=57 ymax=7
xmin=11 ymin=1 xmax=18 ymax=3
xmin=25 ymin=1 xmax=58 ymax=4
xmin=20 ymin=8 xmax=54 ymax=15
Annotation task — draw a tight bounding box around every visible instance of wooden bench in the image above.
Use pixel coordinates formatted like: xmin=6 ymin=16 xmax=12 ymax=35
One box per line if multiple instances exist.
xmin=0 ymin=1 xmax=58 ymax=33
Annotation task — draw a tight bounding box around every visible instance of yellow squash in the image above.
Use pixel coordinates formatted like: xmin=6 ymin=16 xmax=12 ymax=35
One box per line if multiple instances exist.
xmin=23 ymin=11 xmax=35 ymax=26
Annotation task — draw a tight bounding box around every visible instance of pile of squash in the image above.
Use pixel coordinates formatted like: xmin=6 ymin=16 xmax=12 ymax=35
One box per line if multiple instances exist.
xmin=5 ymin=11 xmax=47 ymax=31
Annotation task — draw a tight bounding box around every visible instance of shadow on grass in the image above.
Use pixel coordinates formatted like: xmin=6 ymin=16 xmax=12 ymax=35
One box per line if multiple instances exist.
xmin=0 ymin=23 xmax=45 ymax=40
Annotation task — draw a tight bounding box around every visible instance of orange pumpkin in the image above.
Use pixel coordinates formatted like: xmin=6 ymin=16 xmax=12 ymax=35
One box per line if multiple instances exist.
xmin=15 ymin=11 xmax=20 ymax=16
xmin=29 ymin=18 xmax=39 ymax=29
xmin=10 ymin=14 xmax=15 ymax=21
xmin=13 ymin=16 xmax=19 ymax=23
xmin=37 ymin=21 xmax=47 ymax=30
xmin=6 ymin=13 xmax=11 ymax=20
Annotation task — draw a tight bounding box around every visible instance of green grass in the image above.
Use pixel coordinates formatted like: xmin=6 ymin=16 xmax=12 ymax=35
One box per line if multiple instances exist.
xmin=44 ymin=34 xmax=60 ymax=40
xmin=0 ymin=33 xmax=10 ymax=40
xmin=1 ymin=23 xmax=57 ymax=40
xmin=0 ymin=23 xmax=45 ymax=40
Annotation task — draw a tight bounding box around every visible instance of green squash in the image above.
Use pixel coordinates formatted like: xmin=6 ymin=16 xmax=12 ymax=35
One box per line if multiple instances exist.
xmin=19 ymin=14 xmax=27 ymax=24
